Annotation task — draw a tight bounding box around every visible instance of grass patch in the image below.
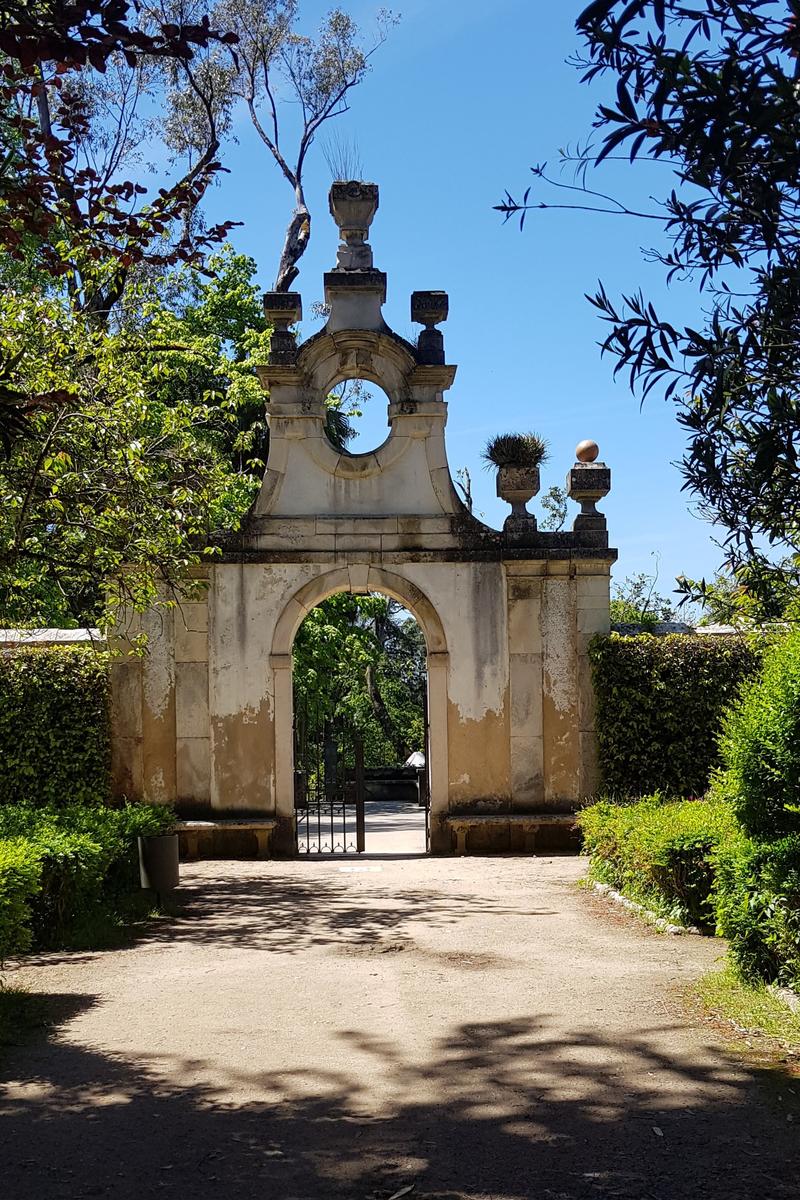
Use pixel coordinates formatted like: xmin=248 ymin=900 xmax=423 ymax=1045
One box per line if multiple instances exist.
xmin=695 ymin=965 xmax=800 ymax=1053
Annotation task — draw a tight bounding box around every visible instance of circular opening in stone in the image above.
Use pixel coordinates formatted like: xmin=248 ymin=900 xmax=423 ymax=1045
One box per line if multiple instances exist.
xmin=325 ymin=379 xmax=390 ymax=455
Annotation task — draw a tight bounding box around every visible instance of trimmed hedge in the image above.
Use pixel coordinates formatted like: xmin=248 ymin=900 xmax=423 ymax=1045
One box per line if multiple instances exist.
xmin=0 ymin=802 xmax=174 ymax=959
xmin=714 ymin=629 xmax=800 ymax=839
xmin=0 ymin=646 xmax=110 ymax=806
xmin=716 ymin=836 xmax=800 ymax=990
xmin=0 ymin=839 xmax=41 ymax=957
xmin=578 ymin=795 xmax=739 ymax=927
xmin=590 ymin=634 xmax=761 ymax=798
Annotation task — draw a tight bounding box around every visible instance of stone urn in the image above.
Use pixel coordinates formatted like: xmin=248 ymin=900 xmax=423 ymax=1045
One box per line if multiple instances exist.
xmin=496 ymin=465 xmax=540 ymax=523
xmin=329 ymin=181 xmax=379 ymax=267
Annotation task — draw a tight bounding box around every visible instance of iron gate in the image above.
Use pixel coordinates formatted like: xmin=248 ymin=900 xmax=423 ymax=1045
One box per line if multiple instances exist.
xmin=421 ymin=682 xmax=431 ymax=852
xmin=293 ymin=702 xmax=366 ymax=854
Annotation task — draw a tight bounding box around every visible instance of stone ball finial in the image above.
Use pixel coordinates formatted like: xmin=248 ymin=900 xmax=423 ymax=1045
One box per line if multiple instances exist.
xmin=576 ymin=439 xmax=600 ymax=463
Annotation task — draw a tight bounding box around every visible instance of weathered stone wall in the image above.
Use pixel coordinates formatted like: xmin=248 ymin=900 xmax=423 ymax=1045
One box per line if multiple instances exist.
xmin=111 ymin=554 xmax=612 ymax=855
xmin=109 ymin=180 xmax=616 ymax=855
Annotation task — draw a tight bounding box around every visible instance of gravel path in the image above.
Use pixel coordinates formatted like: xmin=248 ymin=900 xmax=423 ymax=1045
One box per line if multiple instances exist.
xmin=2 ymin=855 xmax=798 ymax=1200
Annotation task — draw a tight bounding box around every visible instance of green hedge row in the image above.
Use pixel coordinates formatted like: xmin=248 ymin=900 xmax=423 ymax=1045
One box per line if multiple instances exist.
xmin=580 ymin=795 xmax=800 ymax=990
xmin=0 ymin=646 xmax=110 ymax=806
xmin=590 ymin=634 xmax=761 ymax=799
xmin=578 ymin=796 xmax=739 ymax=928
xmin=714 ymin=629 xmax=800 ymax=839
xmin=0 ymin=802 xmax=173 ymax=960
xmin=716 ymin=836 xmax=800 ymax=990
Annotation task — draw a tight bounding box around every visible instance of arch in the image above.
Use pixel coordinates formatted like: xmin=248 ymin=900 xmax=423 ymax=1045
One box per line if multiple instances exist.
xmin=296 ymin=328 xmax=419 ymax=406
xmin=272 ymin=565 xmax=447 ymax=657
xmin=270 ymin=566 xmax=450 ymax=852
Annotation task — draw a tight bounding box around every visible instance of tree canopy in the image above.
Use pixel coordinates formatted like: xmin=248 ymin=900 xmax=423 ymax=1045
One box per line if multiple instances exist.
xmin=0 ymin=0 xmax=379 ymax=629
xmin=499 ymin=1 xmax=800 ymax=617
xmin=293 ymin=594 xmax=426 ymax=769
xmin=0 ymin=247 xmax=266 ymax=626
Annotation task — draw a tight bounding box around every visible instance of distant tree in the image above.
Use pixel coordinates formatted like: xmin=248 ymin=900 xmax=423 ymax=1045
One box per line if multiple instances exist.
xmin=293 ymin=593 xmax=425 ymax=767
xmin=164 ymin=1 xmax=396 ymax=291
xmin=540 ymin=484 xmax=568 ymax=532
xmin=609 ymin=570 xmax=678 ymax=629
xmin=498 ymin=1 xmax=800 ymax=617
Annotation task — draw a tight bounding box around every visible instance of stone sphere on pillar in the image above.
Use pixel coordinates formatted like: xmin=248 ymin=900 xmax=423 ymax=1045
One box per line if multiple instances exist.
xmin=576 ymin=439 xmax=600 ymax=463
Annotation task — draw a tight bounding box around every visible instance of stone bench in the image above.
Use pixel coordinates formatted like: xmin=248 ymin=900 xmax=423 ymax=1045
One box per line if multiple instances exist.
xmin=444 ymin=813 xmax=580 ymax=856
xmin=176 ymin=819 xmax=277 ymax=861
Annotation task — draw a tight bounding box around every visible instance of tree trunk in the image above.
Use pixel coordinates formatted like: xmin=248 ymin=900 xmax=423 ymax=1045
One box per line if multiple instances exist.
xmin=274 ymin=203 xmax=311 ymax=292
xmin=365 ymin=665 xmax=408 ymax=762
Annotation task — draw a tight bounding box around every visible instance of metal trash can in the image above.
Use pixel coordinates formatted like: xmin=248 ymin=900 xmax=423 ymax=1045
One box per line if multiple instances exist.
xmin=138 ymin=834 xmax=180 ymax=894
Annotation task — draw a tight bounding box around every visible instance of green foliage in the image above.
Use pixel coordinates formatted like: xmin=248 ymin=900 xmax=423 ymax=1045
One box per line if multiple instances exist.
xmin=714 ymin=630 xmax=800 ymax=839
xmin=0 ymin=646 xmax=109 ymax=806
xmin=687 ymin=571 xmax=800 ymax=629
xmin=481 ymin=431 xmax=549 ymax=470
xmin=293 ymin=593 xmax=426 ymax=769
xmin=579 ymin=795 xmax=739 ymax=928
xmin=609 ymin=571 xmax=678 ymax=629
xmin=0 ymin=839 xmax=41 ymax=959
xmin=0 ymin=249 xmax=263 ymax=628
xmin=0 ymin=982 xmax=53 ymax=1058
xmin=716 ymin=836 xmax=800 ymax=991
xmin=590 ymin=633 xmax=761 ymax=798
xmin=0 ymin=801 xmax=174 ymax=958
xmin=121 ymin=246 xmax=272 ymax=477
xmin=501 ymin=2 xmax=800 ymax=612
xmin=695 ymin=965 xmax=800 ymax=1050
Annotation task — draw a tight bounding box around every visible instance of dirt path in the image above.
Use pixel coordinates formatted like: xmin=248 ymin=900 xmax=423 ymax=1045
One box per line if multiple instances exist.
xmin=2 ymin=855 xmax=798 ymax=1200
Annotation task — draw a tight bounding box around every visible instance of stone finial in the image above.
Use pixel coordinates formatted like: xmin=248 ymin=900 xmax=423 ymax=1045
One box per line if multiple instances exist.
xmin=329 ymin=181 xmax=379 ymax=271
xmin=411 ymin=290 xmax=449 ymax=365
xmin=576 ymin=439 xmax=599 ymax=463
xmin=263 ymin=291 xmax=302 ymax=364
xmin=567 ymin=443 xmax=611 ymax=535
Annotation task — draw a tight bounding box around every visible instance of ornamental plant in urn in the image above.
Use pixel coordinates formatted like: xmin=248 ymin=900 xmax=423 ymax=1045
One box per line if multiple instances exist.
xmin=482 ymin=432 xmax=549 ymax=525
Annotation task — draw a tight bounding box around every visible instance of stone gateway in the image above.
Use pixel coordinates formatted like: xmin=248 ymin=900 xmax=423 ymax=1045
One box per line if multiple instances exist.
xmin=110 ymin=182 xmax=617 ymax=857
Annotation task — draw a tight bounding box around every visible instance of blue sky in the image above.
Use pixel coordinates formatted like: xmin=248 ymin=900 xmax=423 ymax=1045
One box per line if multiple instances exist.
xmin=198 ymin=0 xmax=724 ymax=600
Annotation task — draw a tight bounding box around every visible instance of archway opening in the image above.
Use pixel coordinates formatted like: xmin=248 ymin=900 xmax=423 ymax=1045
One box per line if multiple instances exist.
xmin=326 ymin=379 xmax=391 ymax=455
xmin=292 ymin=591 xmax=429 ymax=856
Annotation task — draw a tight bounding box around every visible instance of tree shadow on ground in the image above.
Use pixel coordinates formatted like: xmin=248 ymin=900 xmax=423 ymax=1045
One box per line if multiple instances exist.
xmin=14 ymin=861 xmax=559 ymax=967
xmin=145 ymin=869 xmax=556 ymax=955
xmin=1 ymin=1001 xmax=798 ymax=1200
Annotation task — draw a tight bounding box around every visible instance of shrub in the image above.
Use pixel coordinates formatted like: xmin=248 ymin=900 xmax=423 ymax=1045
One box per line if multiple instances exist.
xmin=579 ymin=795 xmax=740 ymax=927
xmin=0 ymin=646 xmax=110 ymax=806
xmin=714 ymin=629 xmax=800 ymax=839
xmin=0 ymin=839 xmax=41 ymax=959
xmin=0 ymin=802 xmax=174 ymax=954
xmin=29 ymin=831 xmax=108 ymax=947
xmin=481 ymin=431 xmax=549 ymax=469
xmin=716 ymin=836 xmax=800 ymax=990
xmin=590 ymin=633 xmax=761 ymax=798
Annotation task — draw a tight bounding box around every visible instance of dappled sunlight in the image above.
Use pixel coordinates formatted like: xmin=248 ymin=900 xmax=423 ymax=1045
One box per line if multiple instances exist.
xmin=133 ymin=866 xmax=533 ymax=955
xmin=3 ymin=860 xmax=795 ymax=1198
xmin=1 ymin=1008 xmax=797 ymax=1199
